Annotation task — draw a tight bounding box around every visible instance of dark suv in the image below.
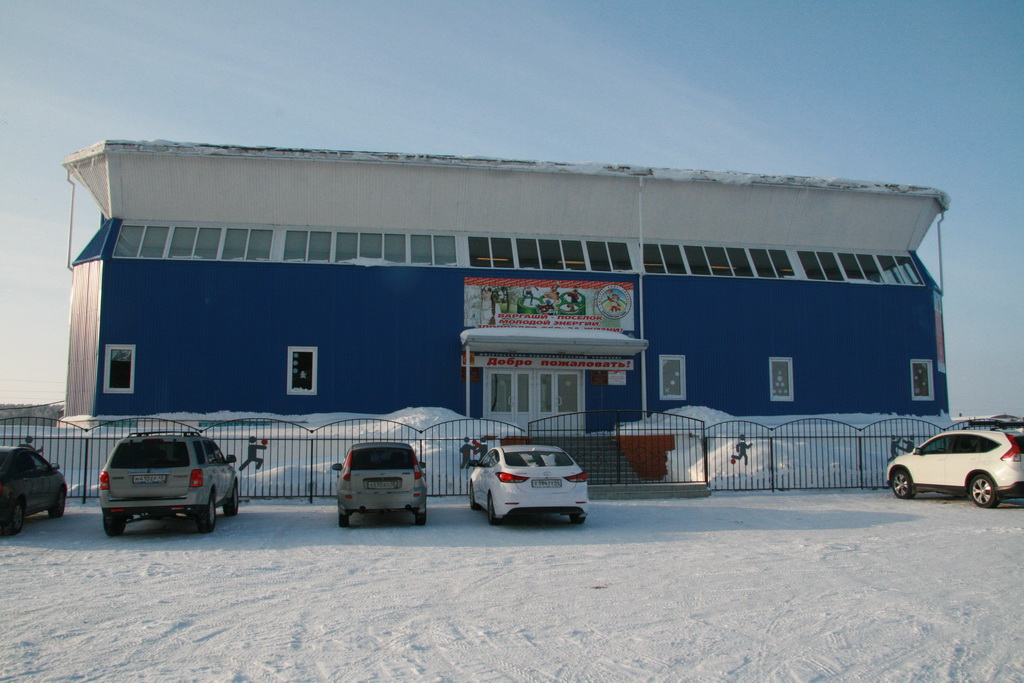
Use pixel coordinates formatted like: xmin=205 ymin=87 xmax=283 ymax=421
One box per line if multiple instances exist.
xmin=99 ymin=431 xmax=239 ymax=535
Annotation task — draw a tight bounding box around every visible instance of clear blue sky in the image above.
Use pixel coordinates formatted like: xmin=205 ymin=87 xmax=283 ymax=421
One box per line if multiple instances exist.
xmin=1 ymin=0 xmax=1021 ymax=416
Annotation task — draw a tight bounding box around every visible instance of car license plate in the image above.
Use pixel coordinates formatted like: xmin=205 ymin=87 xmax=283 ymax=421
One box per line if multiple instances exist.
xmin=532 ymin=479 xmax=562 ymax=488
xmin=133 ymin=474 xmax=167 ymax=485
xmin=365 ymin=479 xmax=401 ymax=490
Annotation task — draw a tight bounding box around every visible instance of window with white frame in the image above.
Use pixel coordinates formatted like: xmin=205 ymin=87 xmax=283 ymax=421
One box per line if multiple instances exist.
xmin=659 ymin=355 xmax=686 ymax=400
xmin=288 ymin=347 xmax=318 ymax=395
xmin=770 ymin=357 xmax=793 ymax=402
xmin=911 ymin=359 xmax=934 ymax=401
xmin=104 ymin=344 xmax=135 ymax=393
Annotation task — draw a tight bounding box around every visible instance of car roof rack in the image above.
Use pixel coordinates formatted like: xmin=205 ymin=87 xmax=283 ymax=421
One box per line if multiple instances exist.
xmin=126 ymin=430 xmax=202 ymax=438
xmin=966 ymin=419 xmax=1024 ymax=429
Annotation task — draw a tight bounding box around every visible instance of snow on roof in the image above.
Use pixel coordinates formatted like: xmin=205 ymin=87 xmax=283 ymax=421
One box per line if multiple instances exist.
xmin=65 ymin=139 xmax=951 ymax=211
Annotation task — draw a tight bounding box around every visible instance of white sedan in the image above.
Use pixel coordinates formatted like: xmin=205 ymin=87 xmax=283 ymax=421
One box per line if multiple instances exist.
xmin=468 ymin=445 xmax=588 ymax=525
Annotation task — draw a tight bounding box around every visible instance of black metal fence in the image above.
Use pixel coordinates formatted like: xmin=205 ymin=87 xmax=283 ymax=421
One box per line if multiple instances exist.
xmin=0 ymin=413 xmax=956 ymax=499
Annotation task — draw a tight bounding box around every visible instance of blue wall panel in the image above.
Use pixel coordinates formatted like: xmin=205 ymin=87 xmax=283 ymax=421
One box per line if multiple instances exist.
xmin=92 ymin=257 xmax=946 ymax=418
xmin=640 ymin=274 xmax=946 ymax=416
xmin=96 ymin=260 xmax=470 ymax=415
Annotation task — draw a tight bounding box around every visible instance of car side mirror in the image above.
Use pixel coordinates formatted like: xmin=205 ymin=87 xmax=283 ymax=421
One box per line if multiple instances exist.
xmin=51 ymin=463 xmax=60 ymax=471
xmin=913 ymin=447 xmax=923 ymax=455
xmin=419 ymin=461 xmax=426 ymax=469
xmin=331 ymin=463 xmax=344 ymax=471
xmin=467 ymin=460 xmax=480 ymax=467
xmin=226 ymin=454 xmax=237 ymax=463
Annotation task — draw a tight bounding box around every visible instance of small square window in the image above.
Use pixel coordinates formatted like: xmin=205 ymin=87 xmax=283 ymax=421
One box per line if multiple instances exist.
xmin=911 ymin=360 xmax=933 ymax=401
xmin=360 ymin=233 xmax=383 ymax=259
xmin=114 ymin=225 xmax=144 ymax=257
xmin=384 ymin=234 xmax=406 ymax=262
xmin=659 ymin=356 xmax=686 ymax=400
xmin=283 ymin=231 xmax=309 ymax=261
xmin=335 ymin=233 xmax=358 ymax=261
xmin=104 ymin=345 xmax=135 ymax=394
xmin=586 ymin=242 xmax=611 ymax=271
xmin=433 ymin=236 xmax=457 ymax=265
xmin=307 ymin=232 xmax=332 ymax=261
xmin=288 ymin=347 xmax=318 ymax=395
xmin=139 ymin=226 xmax=169 ymax=258
xmin=770 ymin=357 xmax=793 ymax=402
xmin=194 ymin=228 xmax=222 ymax=259
xmin=168 ymin=227 xmax=198 ymax=258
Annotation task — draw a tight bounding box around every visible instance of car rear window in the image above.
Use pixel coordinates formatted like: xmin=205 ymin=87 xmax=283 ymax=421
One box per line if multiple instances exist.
xmin=110 ymin=441 xmax=191 ymax=468
xmin=1014 ymin=435 xmax=1024 ymax=451
xmin=349 ymin=448 xmax=415 ymax=470
xmin=504 ymin=451 xmax=575 ymax=467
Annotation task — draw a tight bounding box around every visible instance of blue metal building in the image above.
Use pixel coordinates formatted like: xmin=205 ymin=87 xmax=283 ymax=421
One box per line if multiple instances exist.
xmin=62 ymin=141 xmax=950 ymax=422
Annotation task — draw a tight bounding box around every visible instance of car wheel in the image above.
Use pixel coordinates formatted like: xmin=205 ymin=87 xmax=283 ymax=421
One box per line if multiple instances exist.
xmin=969 ymin=474 xmax=999 ymax=508
xmin=487 ymin=494 xmax=502 ymax=526
xmin=569 ymin=513 xmax=586 ymax=524
xmin=469 ymin=482 xmax=482 ymax=510
xmin=102 ymin=510 xmax=126 ymax=537
xmin=338 ymin=511 xmax=350 ymax=527
xmin=196 ymin=492 xmax=217 ymax=533
xmin=48 ymin=487 xmax=67 ymax=519
xmin=2 ymin=500 xmax=25 ymax=536
xmin=414 ymin=509 xmax=427 ymax=526
xmin=890 ymin=469 xmax=916 ymax=499
xmin=222 ymin=481 xmax=240 ymax=517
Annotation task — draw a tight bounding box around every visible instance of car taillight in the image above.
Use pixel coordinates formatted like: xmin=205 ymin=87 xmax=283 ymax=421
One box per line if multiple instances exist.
xmin=342 ymin=452 xmax=352 ymax=481
xmin=189 ymin=469 xmax=203 ymax=487
xmin=497 ymin=472 xmax=529 ymax=483
xmin=565 ymin=472 xmax=588 ymax=482
xmin=1000 ymin=439 xmax=1022 ymax=462
xmin=99 ymin=471 xmax=110 ymax=490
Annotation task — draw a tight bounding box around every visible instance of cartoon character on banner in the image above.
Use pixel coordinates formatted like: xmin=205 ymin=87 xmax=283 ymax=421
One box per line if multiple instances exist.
xmin=731 ymin=435 xmax=753 ymax=465
xmin=240 ymin=436 xmax=268 ymax=471
xmin=460 ymin=437 xmax=487 ymax=469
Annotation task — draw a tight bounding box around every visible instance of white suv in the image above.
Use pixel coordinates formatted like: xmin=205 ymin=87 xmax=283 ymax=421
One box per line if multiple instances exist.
xmin=887 ymin=423 xmax=1024 ymax=508
xmin=99 ymin=431 xmax=240 ymax=535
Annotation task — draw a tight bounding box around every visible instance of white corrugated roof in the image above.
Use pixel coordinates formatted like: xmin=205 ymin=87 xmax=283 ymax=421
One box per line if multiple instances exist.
xmin=64 ymin=139 xmax=950 ymax=210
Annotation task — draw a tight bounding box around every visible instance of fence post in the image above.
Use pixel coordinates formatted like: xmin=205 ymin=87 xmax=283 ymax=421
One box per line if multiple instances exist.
xmin=81 ymin=437 xmax=90 ymax=504
xmin=769 ymin=436 xmax=776 ymax=491
xmin=857 ymin=435 xmax=864 ymax=489
xmin=614 ymin=412 xmax=623 ymax=484
xmin=308 ymin=437 xmax=315 ymax=504
xmin=701 ymin=431 xmax=709 ymax=486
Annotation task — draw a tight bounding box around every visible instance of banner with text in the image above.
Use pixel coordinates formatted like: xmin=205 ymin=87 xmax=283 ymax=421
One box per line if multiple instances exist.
xmin=464 ymin=277 xmax=635 ymax=331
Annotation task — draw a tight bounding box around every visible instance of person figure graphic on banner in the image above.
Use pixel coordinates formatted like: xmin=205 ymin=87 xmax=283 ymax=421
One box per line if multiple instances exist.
xmin=732 ymin=435 xmax=752 ymax=465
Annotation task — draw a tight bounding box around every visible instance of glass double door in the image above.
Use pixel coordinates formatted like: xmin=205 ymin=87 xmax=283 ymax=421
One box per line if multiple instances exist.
xmin=485 ymin=370 xmax=582 ymax=428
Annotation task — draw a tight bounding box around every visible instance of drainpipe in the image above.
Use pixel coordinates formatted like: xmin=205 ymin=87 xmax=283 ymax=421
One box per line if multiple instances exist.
xmin=637 ymin=177 xmax=648 ymax=413
xmin=936 ymin=211 xmax=945 ymax=293
xmin=66 ymin=170 xmax=77 ymax=271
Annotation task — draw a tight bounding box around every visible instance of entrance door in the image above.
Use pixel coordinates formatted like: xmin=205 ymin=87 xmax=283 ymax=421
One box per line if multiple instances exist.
xmin=485 ymin=369 xmax=583 ymax=428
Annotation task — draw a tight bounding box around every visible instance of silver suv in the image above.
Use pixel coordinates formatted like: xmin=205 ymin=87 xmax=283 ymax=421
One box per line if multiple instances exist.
xmin=99 ymin=431 xmax=239 ymax=535
xmin=331 ymin=442 xmax=427 ymax=527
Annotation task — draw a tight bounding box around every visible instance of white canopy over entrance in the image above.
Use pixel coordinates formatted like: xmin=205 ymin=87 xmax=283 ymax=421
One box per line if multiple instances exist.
xmin=460 ymin=327 xmax=648 ymax=356
xmin=461 ymin=328 xmax=648 ymax=427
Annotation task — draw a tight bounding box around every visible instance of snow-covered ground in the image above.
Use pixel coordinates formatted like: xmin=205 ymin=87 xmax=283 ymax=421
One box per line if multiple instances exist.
xmin=4 ymin=491 xmax=1022 ymax=681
